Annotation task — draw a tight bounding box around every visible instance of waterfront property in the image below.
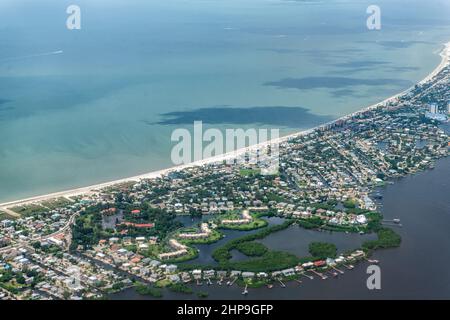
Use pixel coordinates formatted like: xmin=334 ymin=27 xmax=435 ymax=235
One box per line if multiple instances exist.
xmin=0 ymin=42 xmax=449 ymax=300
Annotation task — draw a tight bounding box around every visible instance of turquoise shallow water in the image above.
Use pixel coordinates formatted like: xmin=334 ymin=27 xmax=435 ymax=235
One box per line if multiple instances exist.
xmin=0 ymin=0 xmax=449 ymax=202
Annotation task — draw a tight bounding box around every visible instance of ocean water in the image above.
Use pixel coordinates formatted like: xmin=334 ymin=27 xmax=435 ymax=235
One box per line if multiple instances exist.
xmin=0 ymin=0 xmax=449 ymax=202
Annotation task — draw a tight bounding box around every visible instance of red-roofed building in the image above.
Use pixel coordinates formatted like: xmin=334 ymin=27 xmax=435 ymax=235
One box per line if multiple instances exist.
xmin=134 ymin=223 xmax=154 ymax=228
xmin=313 ymin=260 xmax=326 ymax=268
xmin=120 ymin=222 xmax=154 ymax=229
xmin=53 ymin=233 xmax=65 ymax=240
xmin=130 ymin=256 xmax=141 ymax=264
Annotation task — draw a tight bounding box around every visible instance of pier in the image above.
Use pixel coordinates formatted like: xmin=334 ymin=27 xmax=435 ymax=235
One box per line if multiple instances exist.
xmin=242 ymin=284 xmax=248 ymax=295
xmin=332 ymin=266 xmax=344 ymax=274
xmin=381 ymin=222 xmax=403 ymax=227
xmin=382 ymin=218 xmax=402 ymax=227
xmin=228 ymin=277 xmax=237 ymax=286
xmin=364 ymin=257 xmax=379 ymax=264
xmin=327 ymin=270 xmax=339 ymax=278
xmin=342 ymin=264 xmax=354 ymax=270
xmin=300 ymin=272 xmax=314 ymax=280
xmin=310 ymin=270 xmax=328 ymax=280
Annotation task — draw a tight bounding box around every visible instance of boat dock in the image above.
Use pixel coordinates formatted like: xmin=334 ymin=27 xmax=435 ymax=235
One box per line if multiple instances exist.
xmin=277 ymin=278 xmax=286 ymax=287
xmin=332 ymin=266 xmax=344 ymax=274
xmin=300 ymin=272 xmax=314 ymax=280
xmin=242 ymin=284 xmax=248 ymax=295
xmin=342 ymin=264 xmax=354 ymax=270
xmin=310 ymin=270 xmax=328 ymax=280
xmin=327 ymin=270 xmax=338 ymax=277
xmin=227 ymin=277 xmax=237 ymax=286
xmin=364 ymin=257 xmax=379 ymax=264
xmin=382 ymin=218 xmax=402 ymax=227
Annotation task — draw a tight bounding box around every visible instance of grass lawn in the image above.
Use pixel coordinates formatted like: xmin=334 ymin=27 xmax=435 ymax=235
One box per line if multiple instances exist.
xmin=239 ymin=168 xmax=261 ymax=177
xmin=41 ymin=197 xmax=73 ymax=210
xmin=9 ymin=204 xmax=47 ymax=217
xmin=9 ymin=197 xmax=73 ymax=217
xmin=0 ymin=211 xmax=16 ymax=221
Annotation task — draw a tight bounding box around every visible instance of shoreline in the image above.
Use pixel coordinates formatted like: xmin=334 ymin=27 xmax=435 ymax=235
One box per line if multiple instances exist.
xmin=1 ymin=41 xmax=449 ymax=210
